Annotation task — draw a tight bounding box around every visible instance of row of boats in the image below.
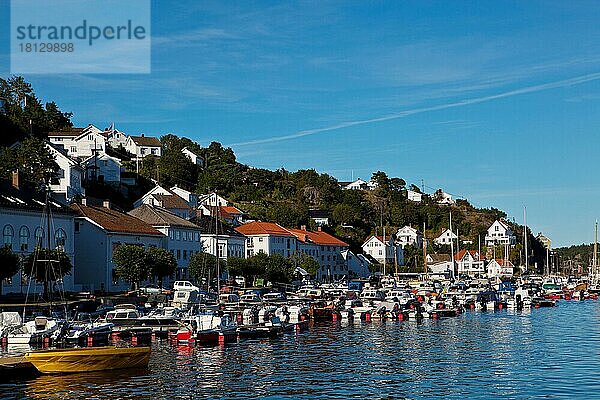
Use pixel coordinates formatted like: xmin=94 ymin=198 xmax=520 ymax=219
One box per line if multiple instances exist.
xmin=0 ymin=275 xmax=594 ymax=374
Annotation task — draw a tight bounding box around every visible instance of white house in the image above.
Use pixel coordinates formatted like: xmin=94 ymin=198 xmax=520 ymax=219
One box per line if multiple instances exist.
xmin=128 ymin=204 xmax=205 ymax=283
xmin=434 ymin=189 xmax=455 ymax=205
xmin=46 ymin=144 xmax=85 ymax=203
xmin=82 ymin=152 xmax=122 ymax=185
xmin=309 ymin=209 xmax=330 ymax=227
xmin=361 ymin=235 xmax=404 ymax=266
xmin=434 ymin=228 xmax=458 ymax=245
xmin=426 ymin=254 xmax=453 ymax=278
xmin=487 ymin=259 xmax=515 ymax=280
xmin=288 ymin=226 xmax=350 ymax=282
xmin=343 ymin=178 xmax=378 ymax=191
xmin=71 ymin=201 xmax=165 ymax=292
xmin=455 ymin=250 xmax=485 ymax=277
xmin=235 ymin=221 xmax=298 ymax=258
xmin=48 ymin=124 xmax=106 ymax=159
xmin=170 ymin=186 xmax=198 ymax=207
xmin=198 ymin=192 xmax=229 ymax=207
xmin=192 ymin=216 xmax=246 ymax=260
xmin=407 ymin=190 xmax=423 ymax=202
xmin=485 ymin=220 xmax=516 ymax=246
xmin=342 ymin=250 xmax=372 ymax=278
xmin=181 ymin=147 xmax=205 ymax=167
xmin=103 ymin=125 xmax=128 ymax=148
xmin=0 ymin=175 xmax=77 ymax=294
xmin=395 ymin=225 xmax=423 ymax=248
xmin=125 ymin=135 xmax=162 ymax=159
xmin=134 ymin=185 xmax=193 ymax=220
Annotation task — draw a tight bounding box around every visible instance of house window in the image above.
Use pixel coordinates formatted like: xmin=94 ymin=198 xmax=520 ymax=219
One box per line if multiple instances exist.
xmin=19 ymin=226 xmax=29 ymax=251
xmin=182 ymin=232 xmax=187 ymax=241
xmin=35 ymin=227 xmax=44 ymax=246
xmin=175 ymin=231 xmax=180 ymax=240
xmin=3 ymin=225 xmax=13 ymax=249
xmin=70 ymin=146 xmax=77 ymax=153
xmin=183 ymin=250 xmax=187 ymax=260
xmin=194 ymin=232 xmax=199 ymax=241
xmin=74 ymin=221 xmax=80 ymax=233
xmin=140 ymin=148 xmax=146 ymax=155
xmin=495 ymin=225 xmax=499 ymax=231
xmin=169 ymin=230 xmax=174 ymax=240
xmin=54 ymin=228 xmax=66 ymax=250
xmin=151 ymin=148 xmax=157 ymax=155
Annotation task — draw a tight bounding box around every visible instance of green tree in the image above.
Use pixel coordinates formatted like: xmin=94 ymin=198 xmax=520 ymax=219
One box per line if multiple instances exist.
xmin=188 ymin=252 xmax=219 ymax=288
xmin=0 ymin=247 xmax=20 ymax=295
xmin=265 ymin=253 xmax=294 ymax=284
xmin=23 ymin=248 xmax=72 ymax=297
xmin=113 ymin=245 xmax=150 ymax=290
xmin=291 ymin=252 xmax=320 ymax=277
xmin=0 ymin=137 xmax=59 ymax=184
xmin=147 ymin=247 xmax=177 ymax=289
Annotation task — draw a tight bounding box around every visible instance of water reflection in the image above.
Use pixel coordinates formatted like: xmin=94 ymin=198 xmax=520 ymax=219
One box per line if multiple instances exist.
xmin=3 ymin=301 xmax=600 ymax=399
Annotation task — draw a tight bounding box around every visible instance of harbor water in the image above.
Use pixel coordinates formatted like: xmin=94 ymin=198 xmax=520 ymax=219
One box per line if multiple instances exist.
xmin=1 ymin=300 xmax=599 ymax=399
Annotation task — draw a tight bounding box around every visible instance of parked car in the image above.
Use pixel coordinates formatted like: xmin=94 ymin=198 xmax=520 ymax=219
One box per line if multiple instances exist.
xmin=173 ymin=281 xmax=200 ymax=292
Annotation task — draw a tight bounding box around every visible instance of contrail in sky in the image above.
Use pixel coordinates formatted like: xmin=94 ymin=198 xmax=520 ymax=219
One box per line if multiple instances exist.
xmin=229 ymin=72 xmax=600 ymax=146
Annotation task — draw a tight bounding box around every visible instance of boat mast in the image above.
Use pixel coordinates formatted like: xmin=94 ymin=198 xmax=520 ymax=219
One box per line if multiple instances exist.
xmin=593 ymin=221 xmax=598 ymax=285
xmin=449 ymin=212 xmax=455 ymax=279
xmin=524 ymin=207 xmax=528 ymax=274
xmin=215 ymin=200 xmax=220 ymax=294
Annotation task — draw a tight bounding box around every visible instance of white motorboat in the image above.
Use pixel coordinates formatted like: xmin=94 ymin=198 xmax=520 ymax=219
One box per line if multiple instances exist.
xmin=4 ymin=316 xmax=64 ymax=345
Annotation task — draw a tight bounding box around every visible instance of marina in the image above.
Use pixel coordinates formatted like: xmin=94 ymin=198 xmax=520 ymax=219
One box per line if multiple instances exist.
xmin=1 ymin=299 xmax=599 ymax=399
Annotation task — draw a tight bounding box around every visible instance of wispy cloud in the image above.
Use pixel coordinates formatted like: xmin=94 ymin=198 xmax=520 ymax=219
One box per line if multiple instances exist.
xmin=229 ymin=72 xmax=600 ymax=146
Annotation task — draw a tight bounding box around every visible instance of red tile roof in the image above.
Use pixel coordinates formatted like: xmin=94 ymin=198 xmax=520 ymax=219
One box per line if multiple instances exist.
xmin=454 ymin=249 xmax=481 ymax=261
xmin=202 ymin=205 xmax=242 ymax=219
xmin=71 ymin=203 xmax=163 ymax=236
xmin=288 ymin=228 xmax=348 ymax=247
xmin=235 ymin=221 xmax=293 ymax=236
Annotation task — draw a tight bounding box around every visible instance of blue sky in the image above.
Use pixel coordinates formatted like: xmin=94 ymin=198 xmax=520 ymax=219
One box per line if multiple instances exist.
xmin=2 ymin=1 xmax=600 ymax=247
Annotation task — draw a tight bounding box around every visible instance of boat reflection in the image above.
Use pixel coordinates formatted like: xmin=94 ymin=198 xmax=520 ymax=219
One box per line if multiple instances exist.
xmin=24 ymin=367 xmax=150 ymax=399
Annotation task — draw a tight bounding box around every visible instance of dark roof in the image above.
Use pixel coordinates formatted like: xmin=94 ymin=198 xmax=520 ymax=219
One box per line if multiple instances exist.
xmin=309 ymin=209 xmax=330 ymax=219
xmin=152 ymin=194 xmax=191 ymax=210
xmin=428 ymin=254 xmax=452 ymax=263
xmin=190 ymin=216 xmax=245 ymax=237
xmin=0 ymin=180 xmax=74 ymax=215
xmin=47 ymin=128 xmax=84 ymax=137
xmin=71 ymin=203 xmax=163 ymax=236
xmin=128 ymin=204 xmax=198 ymax=228
xmin=130 ymin=136 xmax=161 ymax=147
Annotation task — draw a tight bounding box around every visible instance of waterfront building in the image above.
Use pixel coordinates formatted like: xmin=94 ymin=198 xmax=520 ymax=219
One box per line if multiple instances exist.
xmin=71 ymin=201 xmax=165 ymax=293
xmin=454 ymin=250 xmax=485 ymax=277
xmin=485 ymin=220 xmax=517 ymax=246
xmin=361 ymin=235 xmax=404 ymax=266
xmin=190 ymin=216 xmax=246 ymax=260
xmin=342 ymin=249 xmax=372 ymax=278
xmin=128 ymin=204 xmax=203 ymax=282
xmin=0 ymin=175 xmax=76 ymax=294
xmin=287 ymin=226 xmax=350 ymax=281
xmin=426 ymin=254 xmax=453 ymax=278
xmin=487 ymin=258 xmax=515 ymax=279
xmin=235 ymin=221 xmax=297 ymax=258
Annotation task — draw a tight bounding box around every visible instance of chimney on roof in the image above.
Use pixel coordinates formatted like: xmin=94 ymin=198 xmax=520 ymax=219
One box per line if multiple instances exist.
xmin=81 ymin=198 xmax=87 ymax=206
xmin=11 ymin=170 xmax=20 ymax=190
xmin=301 ymin=225 xmax=307 ymax=231
xmin=103 ymin=199 xmax=111 ymax=209
xmin=141 ymin=133 xmax=145 ymax=137
xmin=317 ymin=226 xmax=322 ymax=232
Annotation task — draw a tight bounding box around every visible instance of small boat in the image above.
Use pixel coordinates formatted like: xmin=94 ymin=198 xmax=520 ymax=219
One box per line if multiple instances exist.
xmin=4 ymin=316 xmax=64 ymax=345
xmin=25 ymin=346 xmax=151 ymax=374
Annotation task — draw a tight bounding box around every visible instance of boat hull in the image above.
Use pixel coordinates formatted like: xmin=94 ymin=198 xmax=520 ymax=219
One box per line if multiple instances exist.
xmin=25 ymin=346 xmax=151 ymax=374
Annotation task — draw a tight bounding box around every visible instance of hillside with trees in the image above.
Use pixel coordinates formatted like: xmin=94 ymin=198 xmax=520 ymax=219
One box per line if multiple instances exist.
xmin=0 ymin=76 xmax=551 ymax=274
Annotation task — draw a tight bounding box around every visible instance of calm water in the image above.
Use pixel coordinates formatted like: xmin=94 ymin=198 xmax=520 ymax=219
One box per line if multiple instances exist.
xmin=2 ymin=300 xmax=600 ymax=399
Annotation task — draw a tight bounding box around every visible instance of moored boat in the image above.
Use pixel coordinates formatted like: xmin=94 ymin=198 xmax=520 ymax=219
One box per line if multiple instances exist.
xmin=24 ymin=346 xmax=151 ymax=374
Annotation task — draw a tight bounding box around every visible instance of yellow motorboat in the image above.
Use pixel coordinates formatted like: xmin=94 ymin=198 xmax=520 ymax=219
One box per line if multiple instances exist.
xmin=24 ymin=346 xmax=151 ymax=374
